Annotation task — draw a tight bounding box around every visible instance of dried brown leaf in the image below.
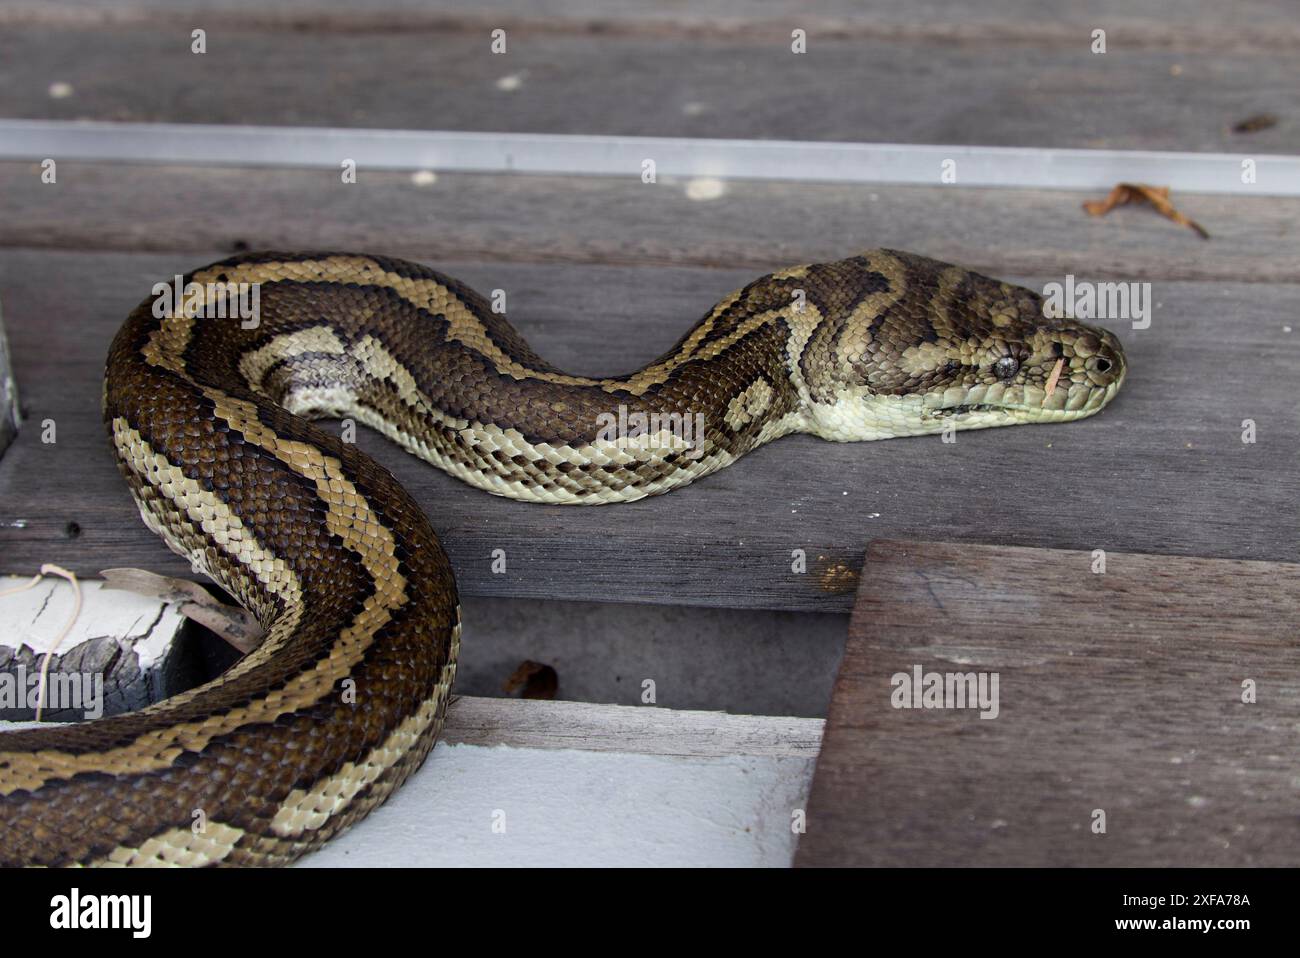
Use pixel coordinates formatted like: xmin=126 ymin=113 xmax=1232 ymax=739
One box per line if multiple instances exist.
xmin=1082 ymin=182 xmax=1209 ymax=239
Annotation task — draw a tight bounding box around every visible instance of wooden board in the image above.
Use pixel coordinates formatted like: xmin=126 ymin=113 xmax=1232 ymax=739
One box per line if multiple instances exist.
xmin=1 ymin=4 xmax=1297 ymax=153
xmin=1 ymin=246 xmax=1297 ymax=612
xmin=12 ymin=0 xmax=1300 ymax=48
xmin=1 ymin=163 xmax=1295 ymax=282
xmin=440 ymin=695 xmax=824 ymax=757
xmin=796 ymin=540 xmax=1300 ymax=866
xmin=1 ymin=687 xmax=826 ymax=759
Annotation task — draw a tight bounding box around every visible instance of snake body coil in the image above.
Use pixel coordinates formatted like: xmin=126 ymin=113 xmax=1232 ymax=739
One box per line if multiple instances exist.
xmin=0 ymin=249 xmax=1125 ymax=865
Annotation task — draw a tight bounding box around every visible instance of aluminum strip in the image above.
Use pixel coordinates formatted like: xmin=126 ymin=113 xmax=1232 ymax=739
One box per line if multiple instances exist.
xmin=1 ymin=119 xmax=1296 ymax=194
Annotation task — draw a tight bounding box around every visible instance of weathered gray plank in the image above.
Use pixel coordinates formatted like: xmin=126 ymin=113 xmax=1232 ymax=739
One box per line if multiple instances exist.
xmin=2 ymin=163 xmax=1296 ymax=282
xmin=0 ymin=248 xmax=1296 ymax=612
xmin=796 ymin=540 xmax=1300 ymax=866
xmin=8 ymin=0 xmax=1300 ymax=50
xmin=442 ymin=696 xmax=824 ymax=758
xmin=0 ymin=21 xmax=1295 ymax=153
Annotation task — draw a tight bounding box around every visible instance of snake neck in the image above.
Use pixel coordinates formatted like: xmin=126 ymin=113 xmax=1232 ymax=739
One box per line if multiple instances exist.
xmin=129 ymin=251 xmax=815 ymax=505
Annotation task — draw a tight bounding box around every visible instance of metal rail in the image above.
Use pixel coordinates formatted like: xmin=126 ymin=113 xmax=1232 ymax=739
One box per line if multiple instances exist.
xmin=2 ymin=119 xmax=1297 ymax=194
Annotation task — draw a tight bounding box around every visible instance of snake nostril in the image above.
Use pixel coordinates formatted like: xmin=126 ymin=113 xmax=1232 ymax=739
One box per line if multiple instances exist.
xmin=1095 ymin=358 xmax=1112 ymax=373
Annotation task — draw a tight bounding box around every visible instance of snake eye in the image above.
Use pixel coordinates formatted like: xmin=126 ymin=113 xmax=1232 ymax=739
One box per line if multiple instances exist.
xmin=993 ymin=356 xmax=1020 ymax=381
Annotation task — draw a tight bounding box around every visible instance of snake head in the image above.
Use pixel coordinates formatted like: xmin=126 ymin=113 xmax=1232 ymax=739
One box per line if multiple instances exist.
xmin=923 ymin=316 xmax=1128 ymax=428
xmin=795 ymin=251 xmax=1128 ymax=440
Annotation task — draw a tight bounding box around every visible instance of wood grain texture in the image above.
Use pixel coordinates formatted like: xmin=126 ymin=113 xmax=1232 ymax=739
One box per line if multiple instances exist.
xmin=0 ymin=248 xmax=1295 ymax=612
xmin=796 ymin=539 xmax=1300 ymax=866
xmin=0 ymin=19 xmax=1296 ymax=153
xmin=2 ymin=163 xmax=1296 ymax=282
xmin=10 ymin=0 xmax=1300 ymax=51
xmin=442 ymin=695 xmax=824 ymax=758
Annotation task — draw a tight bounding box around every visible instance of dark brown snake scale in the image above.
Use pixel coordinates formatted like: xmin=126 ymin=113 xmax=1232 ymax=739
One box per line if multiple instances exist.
xmin=0 ymin=249 xmax=1126 ymax=865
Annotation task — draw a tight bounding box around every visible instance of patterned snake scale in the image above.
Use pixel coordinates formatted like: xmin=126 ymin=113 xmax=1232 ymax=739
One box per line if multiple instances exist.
xmin=0 ymin=249 xmax=1126 ymax=866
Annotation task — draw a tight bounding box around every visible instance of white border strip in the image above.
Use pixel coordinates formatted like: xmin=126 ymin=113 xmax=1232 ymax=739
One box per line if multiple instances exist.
xmin=2 ymin=119 xmax=1297 ymax=195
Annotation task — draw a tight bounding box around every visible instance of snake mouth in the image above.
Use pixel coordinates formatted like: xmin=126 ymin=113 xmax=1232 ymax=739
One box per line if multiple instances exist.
xmin=927 ymin=336 xmax=1128 ymax=424
xmin=922 ymin=379 xmax=1123 ymax=425
xmin=920 ymin=401 xmax=1022 ymax=425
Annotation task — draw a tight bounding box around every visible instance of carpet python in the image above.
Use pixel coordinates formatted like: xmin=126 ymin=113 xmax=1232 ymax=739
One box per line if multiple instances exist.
xmin=0 ymin=249 xmax=1126 ymax=866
